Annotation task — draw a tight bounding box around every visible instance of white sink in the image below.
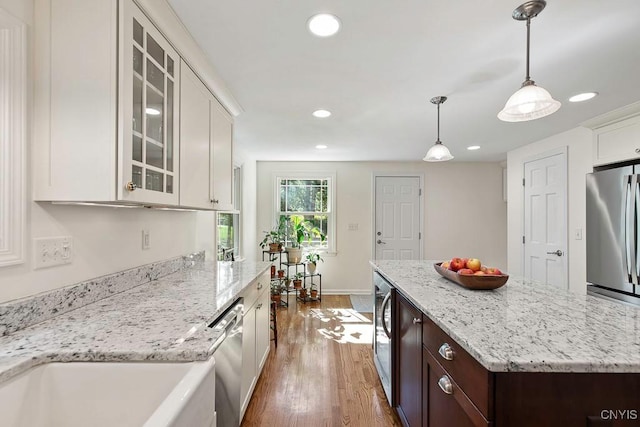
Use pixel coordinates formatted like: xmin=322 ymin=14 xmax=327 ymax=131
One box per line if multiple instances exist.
xmin=0 ymin=359 xmax=215 ymax=427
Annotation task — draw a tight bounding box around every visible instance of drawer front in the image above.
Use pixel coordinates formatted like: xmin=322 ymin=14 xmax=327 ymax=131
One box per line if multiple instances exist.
xmin=422 ymin=316 xmax=492 ymax=419
xmin=242 ymin=271 xmax=269 ymax=310
xmin=425 ymin=348 xmax=490 ymax=427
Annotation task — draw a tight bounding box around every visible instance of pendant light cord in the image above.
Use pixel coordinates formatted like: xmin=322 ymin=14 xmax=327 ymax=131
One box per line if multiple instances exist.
xmin=525 ymin=17 xmax=531 ymax=81
xmin=436 ymin=102 xmax=441 ymax=144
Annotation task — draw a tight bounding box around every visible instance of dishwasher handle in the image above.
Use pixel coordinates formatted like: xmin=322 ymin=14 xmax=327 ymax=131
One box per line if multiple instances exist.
xmin=208 ymin=301 xmax=243 ymax=352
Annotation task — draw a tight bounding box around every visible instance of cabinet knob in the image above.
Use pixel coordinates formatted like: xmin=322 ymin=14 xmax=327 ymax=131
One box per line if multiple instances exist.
xmin=438 ymin=375 xmax=454 ymax=395
xmin=125 ymin=181 xmax=137 ymax=192
xmin=635 ymin=148 xmax=640 ymax=154
xmin=412 ymin=318 xmax=422 ymax=325
xmin=256 ymin=303 xmax=262 ymax=310
xmin=438 ymin=343 xmax=454 ymax=361
xmin=257 ymin=283 xmax=263 ymax=290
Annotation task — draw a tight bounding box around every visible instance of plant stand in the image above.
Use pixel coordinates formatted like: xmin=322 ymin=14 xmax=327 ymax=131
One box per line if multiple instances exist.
xmin=297 ymin=272 xmax=322 ymax=303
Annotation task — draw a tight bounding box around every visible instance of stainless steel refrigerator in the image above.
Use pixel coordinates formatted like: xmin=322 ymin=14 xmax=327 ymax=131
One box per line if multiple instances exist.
xmin=586 ymin=164 xmax=640 ymax=306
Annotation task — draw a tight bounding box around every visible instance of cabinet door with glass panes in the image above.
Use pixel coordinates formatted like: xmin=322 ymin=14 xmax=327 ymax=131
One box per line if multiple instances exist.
xmin=120 ymin=0 xmax=180 ymax=205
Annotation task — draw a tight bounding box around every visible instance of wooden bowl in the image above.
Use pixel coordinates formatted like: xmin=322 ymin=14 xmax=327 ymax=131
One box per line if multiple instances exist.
xmin=433 ymin=263 xmax=508 ymax=290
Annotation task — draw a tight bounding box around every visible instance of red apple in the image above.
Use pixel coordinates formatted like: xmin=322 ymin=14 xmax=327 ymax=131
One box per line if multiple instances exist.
xmin=466 ymin=258 xmax=482 ymax=272
xmin=486 ymin=267 xmax=503 ymax=276
xmin=473 ymin=271 xmax=486 ymax=276
xmin=481 ymin=265 xmax=488 ymax=273
xmin=458 ymin=268 xmax=475 ymax=275
xmin=441 ymin=261 xmax=450 ymax=269
xmin=449 ymin=257 xmax=465 ymax=272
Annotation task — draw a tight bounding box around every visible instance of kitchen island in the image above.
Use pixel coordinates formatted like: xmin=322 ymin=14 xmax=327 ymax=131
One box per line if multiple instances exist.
xmin=371 ymin=260 xmax=640 ymax=427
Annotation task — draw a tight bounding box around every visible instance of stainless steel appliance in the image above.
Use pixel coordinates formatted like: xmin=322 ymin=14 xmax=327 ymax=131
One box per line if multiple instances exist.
xmin=373 ymin=271 xmax=394 ymax=405
xmin=208 ymin=298 xmax=244 ymax=427
xmin=587 ymin=165 xmax=640 ymax=306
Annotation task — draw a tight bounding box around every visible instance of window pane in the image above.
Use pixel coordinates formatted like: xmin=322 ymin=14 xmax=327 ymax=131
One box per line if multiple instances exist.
xmin=218 ymin=213 xmax=239 ymax=261
xmin=145 ymin=170 xmax=163 ymax=192
xmin=133 ymin=19 xmax=143 ymax=46
xmin=146 ymin=33 xmax=165 ymax=68
xmin=166 ymin=79 xmax=173 ymax=172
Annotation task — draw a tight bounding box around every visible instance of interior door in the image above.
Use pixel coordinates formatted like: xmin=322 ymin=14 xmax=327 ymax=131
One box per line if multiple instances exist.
xmin=374 ymin=176 xmax=421 ymax=260
xmin=523 ymin=150 xmax=568 ymax=288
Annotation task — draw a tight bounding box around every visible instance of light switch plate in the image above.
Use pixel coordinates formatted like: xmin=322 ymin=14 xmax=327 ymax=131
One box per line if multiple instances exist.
xmin=348 ymin=223 xmax=359 ymax=231
xmin=34 ymin=236 xmax=73 ymax=269
xmin=574 ymin=228 xmax=583 ymax=240
xmin=142 ymin=229 xmax=150 ymax=250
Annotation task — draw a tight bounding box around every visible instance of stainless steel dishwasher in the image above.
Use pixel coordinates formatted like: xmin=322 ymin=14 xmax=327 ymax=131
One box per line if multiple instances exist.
xmin=208 ymin=298 xmax=243 ymax=427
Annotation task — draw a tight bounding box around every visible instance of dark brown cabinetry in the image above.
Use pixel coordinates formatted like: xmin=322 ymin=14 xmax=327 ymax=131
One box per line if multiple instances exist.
xmin=395 ymin=292 xmax=423 ymax=427
xmin=394 ymin=290 xmax=640 ymax=427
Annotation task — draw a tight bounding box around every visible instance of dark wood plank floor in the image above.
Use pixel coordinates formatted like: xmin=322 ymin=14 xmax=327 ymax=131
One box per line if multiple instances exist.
xmin=241 ymin=295 xmax=401 ymax=426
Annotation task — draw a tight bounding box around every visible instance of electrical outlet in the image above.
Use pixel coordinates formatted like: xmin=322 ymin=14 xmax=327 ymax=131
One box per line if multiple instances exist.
xmin=348 ymin=223 xmax=359 ymax=231
xmin=34 ymin=236 xmax=73 ymax=269
xmin=142 ymin=229 xmax=150 ymax=250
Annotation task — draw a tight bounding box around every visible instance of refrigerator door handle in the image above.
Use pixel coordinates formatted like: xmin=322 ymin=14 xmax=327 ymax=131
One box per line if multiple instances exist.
xmin=635 ymin=175 xmax=640 ymax=288
xmin=625 ymin=175 xmax=634 ymax=284
xmin=627 ymin=175 xmax=639 ymax=286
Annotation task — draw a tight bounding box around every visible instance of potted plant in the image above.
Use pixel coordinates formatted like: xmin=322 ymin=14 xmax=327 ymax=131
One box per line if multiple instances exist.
xmin=284 ymin=276 xmax=292 ymax=289
xmin=259 ymin=216 xmax=287 ymax=253
xmin=271 ymin=282 xmax=283 ymax=305
xmin=299 ymin=287 xmax=307 ymax=300
xmin=292 ymin=272 xmax=304 ymax=289
xmin=277 ymin=269 xmax=285 ymax=278
xmin=305 ymin=251 xmax=323 ymax=274
xmin=285 ymin=215 xmax=326 ymax=263
xmin=310 ymin=284 xmax=318 ymax=299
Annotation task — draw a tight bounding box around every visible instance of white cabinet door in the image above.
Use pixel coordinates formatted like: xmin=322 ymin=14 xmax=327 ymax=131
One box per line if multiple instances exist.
xmin=255 ymin=287 xmax=271 ymax=373
xmin=593 ymin=115 xmax=640 ymax=166
xmin=211 ymin=99 xmax=234 ymax=211
xmin=179 ymin=62 xmax=213 ymax=209
xmin=120 ymin=0 xmax=180 ymax=205
xmin=240 ymin=303 xmax=256 ymax=417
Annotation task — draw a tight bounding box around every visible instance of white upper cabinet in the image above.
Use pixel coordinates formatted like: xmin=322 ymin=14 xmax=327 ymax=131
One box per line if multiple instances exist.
xmin=33 ymin=0 xmax=237 ymax=208
xmin=211 ymin=98 xmax=234 ymax=211
xmin=121 ymin=1 xmax=180 ymax=204
xmin=180 ymin=62 xmax=234 ymax=210
xmin=593 ymin=115 xmax=640 ymax=167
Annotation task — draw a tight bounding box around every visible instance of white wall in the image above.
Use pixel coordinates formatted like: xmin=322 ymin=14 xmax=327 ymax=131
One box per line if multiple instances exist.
xmin=0 ymin=0 xmax=214 ymax=303
xmin=256 ymin=161 xmax=507 ymax=294
xmin=506 ymin=127 xmax=593 ymax=294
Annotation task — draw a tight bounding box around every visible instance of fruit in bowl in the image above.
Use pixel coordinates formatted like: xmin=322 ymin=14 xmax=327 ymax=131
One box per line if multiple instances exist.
xmin=449 ymin=257 xmax=466 ymax=272
xmin=441 ymin=257 xmax=506 ymax=277
xmin=458 ymin=268 xmax=475 ymax=275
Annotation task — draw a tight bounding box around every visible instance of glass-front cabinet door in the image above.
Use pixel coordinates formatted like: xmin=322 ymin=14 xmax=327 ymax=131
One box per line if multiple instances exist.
xmin=120 ymin=0 xmax=180 ymax=205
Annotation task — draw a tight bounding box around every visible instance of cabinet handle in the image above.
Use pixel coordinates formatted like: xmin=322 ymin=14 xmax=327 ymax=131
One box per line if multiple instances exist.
xmin=635 ymin=148 xmax=640 ymax=154
xmin=210 ymin=199 xmax=219 ymax=204
xmin=256 ymin=303 xmax=262 ymax=310
xmin=438 ymin=375 xmax=453 ymax=395
xmin=125 ymin=181 xmax=137 ymax=192
xmin=438 ymin=343 xmax=454 ymax=361
xmin=257 ymin=283 xmax=263 ymax=290
xmin=412 ymin=318 xmax=422 ymax=325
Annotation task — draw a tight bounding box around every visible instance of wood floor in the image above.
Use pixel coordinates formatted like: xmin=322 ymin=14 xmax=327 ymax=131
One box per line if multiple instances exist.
xmin=241 ymin=295 xmax=401 ymax=427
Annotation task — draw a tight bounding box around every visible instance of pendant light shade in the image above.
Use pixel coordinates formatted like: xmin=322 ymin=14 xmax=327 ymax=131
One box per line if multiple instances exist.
xmin=423 ymin=96 xmax=454 ymax=162
xmin=498 ymin=0 xmax=560 ymax=122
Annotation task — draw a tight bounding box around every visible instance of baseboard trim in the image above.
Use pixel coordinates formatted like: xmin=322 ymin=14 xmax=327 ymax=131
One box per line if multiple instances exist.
xmin=322 ymin=289 xmax=372 ymax=296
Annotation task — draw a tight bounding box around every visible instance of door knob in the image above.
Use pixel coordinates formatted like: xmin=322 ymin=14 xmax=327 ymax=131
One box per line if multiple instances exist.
xmin=377 ymin=231 xmax=382 ymax=236
xmin=546 ymin=250 xmax=563 ymax=256
xmin=377 ymin=240 xmax=386 ymax=244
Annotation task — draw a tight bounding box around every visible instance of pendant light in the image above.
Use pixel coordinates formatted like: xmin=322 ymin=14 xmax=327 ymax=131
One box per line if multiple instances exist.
xmin=498 ymin=0 xmax=560 ymax=122
xmin=423 ymin=96 xmax=454 ymax=162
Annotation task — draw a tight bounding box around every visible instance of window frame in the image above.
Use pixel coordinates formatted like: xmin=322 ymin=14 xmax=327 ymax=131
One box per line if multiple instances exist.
xmin=273 ymin=171 xmax=336 ymax=254
xmin=217 ymin=166 xmax=242 ymax=260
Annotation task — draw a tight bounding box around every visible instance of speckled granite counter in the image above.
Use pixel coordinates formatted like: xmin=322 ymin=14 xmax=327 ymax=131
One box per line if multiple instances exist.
xmin=0 ymin=260 xmax=270 ymax=383
xmin=371 ymin=260 xmax=640 ymax=373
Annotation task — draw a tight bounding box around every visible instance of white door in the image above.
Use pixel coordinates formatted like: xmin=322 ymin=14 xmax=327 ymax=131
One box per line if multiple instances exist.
xmin=374 ymin=176 xmax=422 ymax=260
xmin=523 ymin=149 xmax=568 ymax=288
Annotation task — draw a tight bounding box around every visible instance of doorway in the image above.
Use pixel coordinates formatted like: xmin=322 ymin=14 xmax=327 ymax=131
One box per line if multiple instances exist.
xmin=523 ymin=148 xmax=568 ymax=288
xmin=373 ymin=175 xmax=423 ymax=260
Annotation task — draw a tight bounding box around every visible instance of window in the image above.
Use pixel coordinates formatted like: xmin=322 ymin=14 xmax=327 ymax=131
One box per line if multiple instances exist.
xmin=276 ymin=173 xmax=335 ymax=252
xmin=217 ymin=166 xmax=242 ymax=260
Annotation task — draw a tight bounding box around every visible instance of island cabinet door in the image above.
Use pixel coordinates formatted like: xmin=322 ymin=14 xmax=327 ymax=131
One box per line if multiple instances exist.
xmin=424 ymin=348 xmax=490 ymax=427
xmin=395 ymin=292 xmax=423 ymax=427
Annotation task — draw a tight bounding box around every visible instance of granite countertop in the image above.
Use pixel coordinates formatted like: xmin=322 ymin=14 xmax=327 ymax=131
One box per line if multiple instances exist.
xmin=371 ymin=260 xmax=640 ymax=373
xmin=0 ymin=260 xmax=270 ymax=383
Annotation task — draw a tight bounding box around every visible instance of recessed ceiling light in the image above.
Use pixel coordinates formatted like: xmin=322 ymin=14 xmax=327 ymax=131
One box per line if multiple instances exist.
xmin=312 ymin=109 xmax=331 ymax=118
xmin=467 ymin=145 xmax=481 ymax=151
xmin=307 ymin=14 xmax=341 ymax=37
xmin=315 ymin=144 xmax=328 ymax=149
xmin=568 ymin=92 xmax=598 ymax=103
xmin=146 ymin=107 xmax=161 ymax=115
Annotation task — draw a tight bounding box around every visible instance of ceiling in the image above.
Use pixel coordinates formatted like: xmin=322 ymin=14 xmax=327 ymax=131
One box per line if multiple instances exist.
xmin=167 ymin=0 xmax=640 ymax=162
